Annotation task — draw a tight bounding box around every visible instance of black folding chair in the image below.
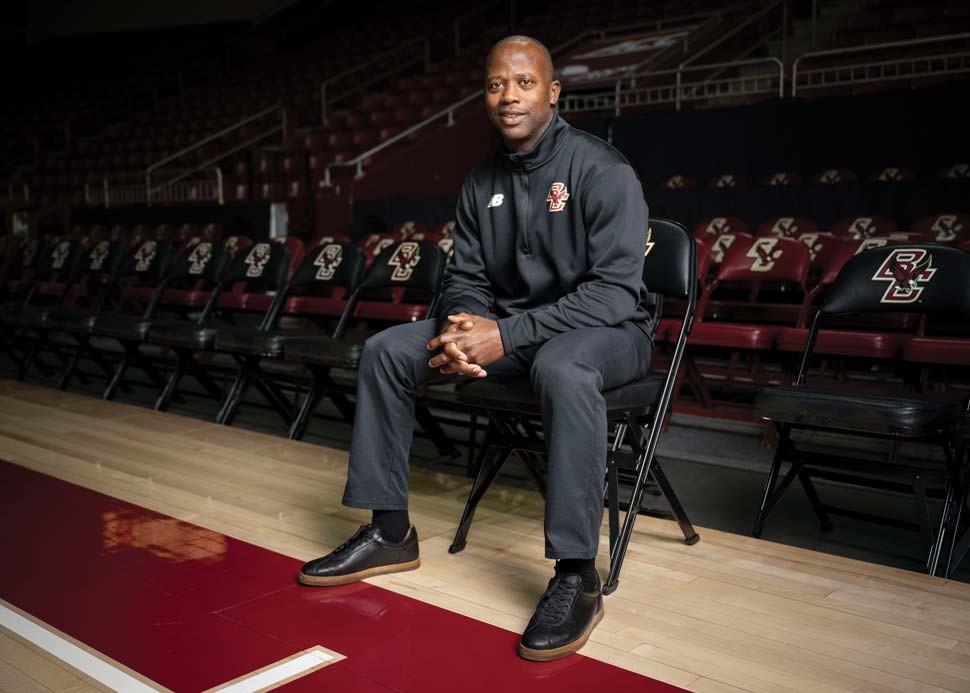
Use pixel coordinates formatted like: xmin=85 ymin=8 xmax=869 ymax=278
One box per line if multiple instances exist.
xmin=283 ymin=240 xmax=447 ymax=442
xmin=753 ymin=244 xmax=970 ymax=576
xmin=1 ymin=239 xmax=87 ymax=379
xmin=944 ymin=410 xmax=970 ymax=577
xmin=94 ymin=240 xmax=228 ymax=402
xmin=147 ymin=241 xmax=292 ymax=413
xmin=29 ymin=240 xmax=128 ymax=389
xmin=448 ymin=219 xmax=700 ymax=595
xmin=213 ymin=240 xmax=366 ymax=427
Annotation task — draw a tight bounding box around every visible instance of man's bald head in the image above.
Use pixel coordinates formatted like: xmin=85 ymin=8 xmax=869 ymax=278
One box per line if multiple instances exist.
xmin=485 ymin=35 xmax=555 ymax=83
xmin=483 ymin=35 xmax=561 ymax=153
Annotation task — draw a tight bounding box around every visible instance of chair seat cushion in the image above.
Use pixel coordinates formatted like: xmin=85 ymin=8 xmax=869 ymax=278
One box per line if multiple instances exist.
xmin=776 ymin=328 xmax=903 ymax=358
xmin=93 ymin=314 xmax=153 ymax=341
xmin=755 ymin=386 xmax=963 ymax=436
xmin=456 ymin=375 xmax=663 ymax=416
xmin=903 ymin=336 xmax=970 ymax=366
xmin=687 ymin=322 xmax=780 ymax=349
xmin=1 ymin=307 xmax=54 ymax=329
xmin=148 ymin=322 xmax=218 ymax=350
xmin=284 ymin=337 xmax=364 ymax=369
xmin=215 ymin=328 xmax=330 ymax=358
xmin=45 ymin=309 xmax=99 ymax=334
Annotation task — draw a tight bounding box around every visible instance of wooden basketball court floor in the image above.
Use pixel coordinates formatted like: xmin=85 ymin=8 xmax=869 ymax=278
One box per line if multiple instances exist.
xmin=1 ymin=378 xmax=970 ymax=692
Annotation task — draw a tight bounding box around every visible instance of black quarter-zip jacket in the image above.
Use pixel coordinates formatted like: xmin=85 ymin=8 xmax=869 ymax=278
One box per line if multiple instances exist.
xmin=438 ymin=114 xmax=652 ymax=354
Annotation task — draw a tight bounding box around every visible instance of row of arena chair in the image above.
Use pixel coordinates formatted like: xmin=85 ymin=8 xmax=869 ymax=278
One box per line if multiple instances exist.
xmin=653 ymin=164 xmax=970 ymax=190
xmin=2 ymin=220 xmax=967 ymax=582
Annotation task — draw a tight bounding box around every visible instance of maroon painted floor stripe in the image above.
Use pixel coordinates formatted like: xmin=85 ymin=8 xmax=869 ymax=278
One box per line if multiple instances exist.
xmin=0 ymin=460 xmax=685 ymax=692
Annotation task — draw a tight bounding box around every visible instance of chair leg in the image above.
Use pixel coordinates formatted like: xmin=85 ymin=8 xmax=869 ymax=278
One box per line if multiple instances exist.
xmin=605 ymin=422 xmax=626 ymax=560
xmin=797 ymin=469 xmax=834 ymax=532
xmin=449 ymin=441 xmax=513 ymax=555
xmin=650 ymin=461 xmax=700 ymax=546
xmin=944 ymin=445 xmax=970 ymax=578
xmin=154 ymin=352 xmax=188 ymax=411
xmin=752 ymin=423 xmax=800 ymax=538
xmin=103 ymin=347 xmax=132 ymax=400
xmin=16 ymin=342 xmax=40 ymax=381
xmin=216 ymin=369 xmax=251 ymax=426
xmin=252 ymin=376 xmax=294 ymax=426
xmin=56 ymin=344 xmax=83 ymax=390
xmin=288 ymin=377 xmax=325 ymax=440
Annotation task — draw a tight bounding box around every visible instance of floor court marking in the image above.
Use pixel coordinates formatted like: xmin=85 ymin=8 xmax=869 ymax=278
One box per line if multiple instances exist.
xmin=0 ymin=598 xmax=170 ymax=692
xmin=204 ymin=646 xmax=345 ymax=692
xmin=2 ymin=596 xmax=345 ymax=693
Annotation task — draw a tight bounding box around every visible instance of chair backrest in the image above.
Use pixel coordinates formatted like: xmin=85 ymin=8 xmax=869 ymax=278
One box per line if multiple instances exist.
xmin=219 ymin=241 xmax=290 ymax=291
xmin=79 ymin=240 xmax=126 ymax=280
xmin=706 ymin=232 xmax=753 ymax=265
xmin=910 ymin=213 xmax=970 ymax=244
xmin=691 ymin=217 xmax=749 ymax=240
xmin=289 ymin=241 xmax=365 ymax=291
xmin=755 ymin=216 xmax=818 ymax=238
xmin=821 ymin=244 xmax=970 ymax=319
xmin=359 ymin=240 xmax=446 ymax=293
xmin=797 ymin=232 xmax=844 ymax=269
xmin=708 ymin=173 xmax=747 ymax=188
xmin=119 ymin=240 xmax=176 ymax=283
xmin=34 ymin=239 xmax=86 ymax=282
xmin=643 ymin=219 xmax=695 ymax=301
xmin=831 ymin=215 xmax=897 ymax=240
xmin=164 ymin=240 xmax=227 ymax=284
xmin=795 ymin=244 xmax=970 ymax=385
xmin=715 ymin=236 xmax=811 ymax=284
xmin=392 ymin=220 xmax=431 ymax=241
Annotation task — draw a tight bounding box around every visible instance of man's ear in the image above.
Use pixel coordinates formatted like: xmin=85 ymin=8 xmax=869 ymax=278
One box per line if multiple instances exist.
xmin=549 ymin=80 xmax=561 ymax=106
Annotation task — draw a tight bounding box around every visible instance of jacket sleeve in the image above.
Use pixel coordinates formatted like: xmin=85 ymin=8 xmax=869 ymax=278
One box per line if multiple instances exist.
xmin=496 ymin=164 xmax=648 ymax=353
xmin=435 ymin=177 xmax=494 ymax=325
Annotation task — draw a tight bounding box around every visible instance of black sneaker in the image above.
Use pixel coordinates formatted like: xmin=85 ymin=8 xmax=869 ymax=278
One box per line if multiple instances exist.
xmin=518 ymin=571 xmax=604 ymax=661
xmin=298 ymin=524 xmax=420 ymax=587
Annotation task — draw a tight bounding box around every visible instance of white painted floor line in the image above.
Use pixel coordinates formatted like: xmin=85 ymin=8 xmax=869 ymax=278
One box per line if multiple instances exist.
xmin=207 ymin=646 xmax=341 ymax=692
xmin=0 ymin=601 xmax=163 ymax=692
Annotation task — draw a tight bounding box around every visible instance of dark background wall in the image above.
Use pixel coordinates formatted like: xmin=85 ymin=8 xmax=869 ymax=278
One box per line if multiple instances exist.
xmin=584 ymin=85 xmax=968 ymax=183
xmin=351 ymin=86 xmax=970 ymax=233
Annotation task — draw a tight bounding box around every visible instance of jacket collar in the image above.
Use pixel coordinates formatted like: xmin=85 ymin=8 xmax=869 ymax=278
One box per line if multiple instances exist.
xmin=501 ymin=113 xmax=569 ymax=172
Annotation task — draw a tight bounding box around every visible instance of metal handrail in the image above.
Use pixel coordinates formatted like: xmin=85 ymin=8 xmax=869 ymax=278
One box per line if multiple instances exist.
xmin=560 ymin=55 xmax=785 ymax=115
xmin=678 ymin=0 xmax=784 ymax=71
xmin=321 ymin=90 xmax=480 ymax=187
xmin=146 ymin=104 xmax=284 ymax=202
xmin=674 ymin=56 xmax=784 ymax=110
xmin=321 ymin=38 xmax=430 ymax=121
xmin=792 ymin=32 xmax=970 ymax=96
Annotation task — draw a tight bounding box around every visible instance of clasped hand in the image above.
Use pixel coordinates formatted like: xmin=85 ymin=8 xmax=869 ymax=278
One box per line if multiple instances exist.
xmin=426 ymin=313 xmax=504 ymax=377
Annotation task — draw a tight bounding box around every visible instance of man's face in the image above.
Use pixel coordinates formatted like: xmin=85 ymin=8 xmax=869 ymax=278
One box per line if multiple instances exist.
xmin=485 ymin=42 xmax=560 ymax=153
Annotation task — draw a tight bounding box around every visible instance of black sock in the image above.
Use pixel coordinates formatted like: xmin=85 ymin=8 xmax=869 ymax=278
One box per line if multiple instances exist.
xmin=372 ymin=509 xmax=410 ymax=543
xmin=556 ymin=558 xmax=599 ymax=591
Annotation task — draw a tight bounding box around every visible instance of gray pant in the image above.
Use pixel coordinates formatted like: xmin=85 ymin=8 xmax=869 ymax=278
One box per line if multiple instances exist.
xmin=342 ymin=319 xmax=652 ymax=559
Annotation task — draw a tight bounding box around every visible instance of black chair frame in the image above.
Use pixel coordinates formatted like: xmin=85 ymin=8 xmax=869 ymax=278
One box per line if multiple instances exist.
xmin=447 ymin=219 xmax=701 ymax=595
xmin=753 ymin=244 xmax=970 ymax=576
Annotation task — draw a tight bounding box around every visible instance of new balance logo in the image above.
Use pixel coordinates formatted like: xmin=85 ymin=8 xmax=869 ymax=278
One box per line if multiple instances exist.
xmin=487 ymin=194 xmax=504 ymax=209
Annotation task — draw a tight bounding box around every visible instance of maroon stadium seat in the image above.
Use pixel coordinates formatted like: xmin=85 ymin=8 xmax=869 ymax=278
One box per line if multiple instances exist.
xmin=756 ymin=217 xmax=818 ymax=239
